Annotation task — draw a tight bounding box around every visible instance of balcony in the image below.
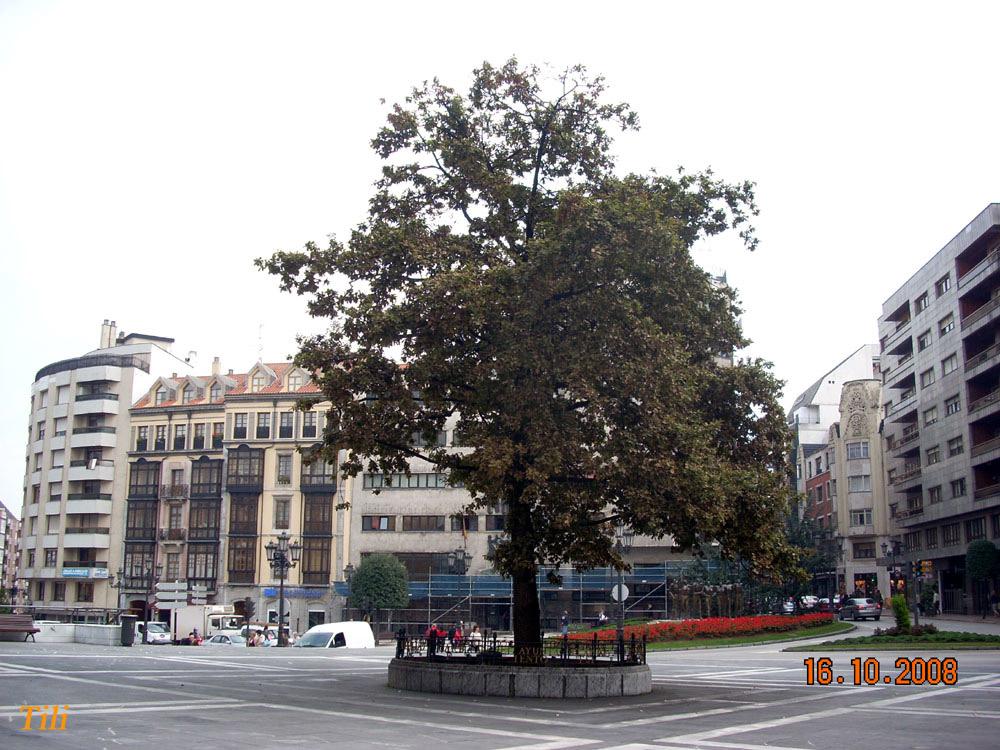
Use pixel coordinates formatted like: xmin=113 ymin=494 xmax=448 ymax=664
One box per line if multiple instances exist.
xmin=233 ymin=427 xmax=247 ymax=440
xmin=66 ymin=497 xmax=113 ymax=515
xmin=255 ymin=427 xmax=271 ymax=440
xmin=72 ymin=395 xmax=120 ymax=416
xmin=67 ymin=459 xmax=115 ymax=482
xmin=159 ymin=528 xmax=187 ymax=542
xmin=76 ymin=392 xmax=119 ymax=402
xmin=890 ymin=464 xmax=922 ymax=485
xmin=962 ymin=295 xmax=1000 ymax=331
xmin=892 ymin=429 xmax=920 ymax=452
xmin=70 ymin=427 xmax=117 ymax=449
xmin=173 ymin=437 xmax=187 ymax=451
xmin=67 ymin=492 xmax=112 ymax=501
xmin=969 ymin=388 xmax=1000 ymax=415
xmin=966 ymin=342 xmax=1000 ymax=372
xmin=160 ymin=483 xmax=189 ymax=500
xmin=972 ymin=436 xmax=1000 ymax=458
xmin=974 ymin=482 xmax=1000 ymax=500
xmin=959 ymin=248 xmax=1000 ymax=288
xmin=63 ymin=528 xmax=111 ymax=548
xmin=192 ymin=436 xmax=206 ymax=450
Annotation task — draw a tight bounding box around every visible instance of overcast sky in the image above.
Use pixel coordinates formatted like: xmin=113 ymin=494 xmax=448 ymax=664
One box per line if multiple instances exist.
xmin=2 ymin=1 xmax=998 ymax=517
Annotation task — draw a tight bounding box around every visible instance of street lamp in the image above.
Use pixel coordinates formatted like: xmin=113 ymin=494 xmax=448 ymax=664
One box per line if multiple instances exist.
xmin=265 ymin=531 xmax=302 ymax=646
xmin=143 ymin=562 xmax=163 ymax=645
xmin=613 ymin=519 xmax=634 ymax=660
xmin=447 ymin=548 xmax=472 ymax=575
xmin=881 ymin=539 xmax=919 ymax=626
xmin=109 ymin=567 xmax=126 ymax=612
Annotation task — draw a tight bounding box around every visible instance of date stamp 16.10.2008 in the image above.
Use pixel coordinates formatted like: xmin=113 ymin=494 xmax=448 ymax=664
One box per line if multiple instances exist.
xmin=803 ymin=657 xmax=958 ymax=686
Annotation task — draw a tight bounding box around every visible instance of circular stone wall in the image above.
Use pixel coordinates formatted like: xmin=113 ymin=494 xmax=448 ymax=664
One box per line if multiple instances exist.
xmin=387 ymin=658 xmax=652 ymax=698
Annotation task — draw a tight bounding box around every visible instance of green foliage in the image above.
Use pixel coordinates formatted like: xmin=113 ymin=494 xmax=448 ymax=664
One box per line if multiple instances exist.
xmin=259 ymin=59 xmax=794 ymax=645
xmin=891 ymin=594 xmax=911 ymax=632
xmin=920 ymin=583 xmax=937 ymax=614
xmin=350 ymin=554 xmax=409 ymax=611
xmin=966 ymin=540 xmax=999 ymax=581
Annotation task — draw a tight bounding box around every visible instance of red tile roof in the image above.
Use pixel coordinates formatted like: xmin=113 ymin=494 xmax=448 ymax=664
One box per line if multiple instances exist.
xmin=132 ymin=363 xmax=321 ymax=408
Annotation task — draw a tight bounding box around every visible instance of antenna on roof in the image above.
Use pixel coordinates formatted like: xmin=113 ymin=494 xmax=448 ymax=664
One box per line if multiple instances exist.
xmin=257 ymin=323 xmax=263 ymax=362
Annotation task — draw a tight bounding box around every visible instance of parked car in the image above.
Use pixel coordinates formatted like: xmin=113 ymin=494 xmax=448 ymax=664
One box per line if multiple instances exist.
xmin=294 ymin=621 xmax=375 ymax=649
xmin=817 ymin=598 xmax=832 ymax=613
xmin=780 ymin=598 xmax=795 ymax=615
xmin=136 ymin=621 xmax=172 ymax=645
xmin=204 ymin=633 xmax=246 ymax=646
xmin=799 ymin=595 xmax=819 ymax=610
xmin=838 ymin=597 xmax=882 ymax=621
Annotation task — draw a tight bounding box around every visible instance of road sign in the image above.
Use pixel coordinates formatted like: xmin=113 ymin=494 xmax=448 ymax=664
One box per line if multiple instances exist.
xmin=611 ymin=583 xmax=629 ymax=602
xmin=190 ymin=598 xmax=207 ymax=606
xmin=154 ymin=601 xmax=185 ymax=610
xmin=155 ymin=582 xmax=187 ymax=592
xmin=190 ymin=585 xmax=208 ymax=595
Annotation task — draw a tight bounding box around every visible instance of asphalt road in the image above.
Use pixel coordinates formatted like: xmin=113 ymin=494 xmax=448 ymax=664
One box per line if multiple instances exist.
xmin=1 ymin=619 xmax=998 ymax=749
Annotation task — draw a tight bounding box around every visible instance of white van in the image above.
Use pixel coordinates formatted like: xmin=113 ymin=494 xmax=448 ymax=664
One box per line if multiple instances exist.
xmin=294 ymin=621 xmax=375 ymax=649
xmin=136 ymin=621 xmax=171 ymax=645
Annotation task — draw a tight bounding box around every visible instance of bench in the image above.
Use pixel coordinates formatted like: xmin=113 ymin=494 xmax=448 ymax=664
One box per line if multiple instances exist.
xmin=0 ymin=614 xmax=40 ymax=642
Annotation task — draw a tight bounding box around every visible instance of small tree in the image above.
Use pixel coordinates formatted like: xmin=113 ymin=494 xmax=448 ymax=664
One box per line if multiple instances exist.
xmin=966 ymin=540 xmax=999 ymax=615
xmin=891 ymin=594 xmax=911 ymax=632
xmin=350 ymin=554 xmax=410 ymax=637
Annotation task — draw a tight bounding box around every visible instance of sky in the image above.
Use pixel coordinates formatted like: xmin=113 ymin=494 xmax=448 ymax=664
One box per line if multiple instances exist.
xmin=1 ymin=1 xmax=998 ymax=517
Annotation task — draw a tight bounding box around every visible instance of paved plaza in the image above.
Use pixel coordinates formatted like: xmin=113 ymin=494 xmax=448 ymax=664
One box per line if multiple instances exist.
xmin=1 ymin=620 xmax=999 ymax=749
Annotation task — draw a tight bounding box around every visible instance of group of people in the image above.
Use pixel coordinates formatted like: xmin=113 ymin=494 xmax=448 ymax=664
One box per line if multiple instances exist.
xmin=425 ymin=621 xmax=483 ymax=655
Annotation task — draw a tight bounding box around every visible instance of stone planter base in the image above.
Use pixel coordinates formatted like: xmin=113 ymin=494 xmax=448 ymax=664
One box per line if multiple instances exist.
xmin=387 ymin=658 xmax=652 ymax=698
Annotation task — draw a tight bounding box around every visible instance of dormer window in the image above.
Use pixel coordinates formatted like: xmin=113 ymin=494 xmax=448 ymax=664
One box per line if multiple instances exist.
xmin=251 ymin=374 xmax=268 ymax=392
xmin=210 ymin=383 xmax=222 ymax=401
xmin=154 ymin=387 xmax=167 ymax=405
xmin=288 ymin=373 xmax=302 ymax=391
xmin=181 ymin=385 xmax=194 ymax=404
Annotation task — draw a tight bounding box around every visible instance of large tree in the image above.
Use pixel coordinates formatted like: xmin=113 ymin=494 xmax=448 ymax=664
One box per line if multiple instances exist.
xmin=260 ymin=59 xmax=795 ymax=661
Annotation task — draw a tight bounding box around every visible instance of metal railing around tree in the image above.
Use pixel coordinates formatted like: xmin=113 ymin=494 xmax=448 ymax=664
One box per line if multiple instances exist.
xmin=395 ymin=632 xmax=646 ymax=666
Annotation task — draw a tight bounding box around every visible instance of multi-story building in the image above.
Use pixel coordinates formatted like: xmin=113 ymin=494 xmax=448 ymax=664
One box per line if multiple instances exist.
xmin=879 ymin=203 xmax=1000 ymax=614
xmin=1 ymin=501 xmax=21 ymax=597
xmin=127 ymin=359 xmax=345 ymax=633
xmin=19 ymin=321 xmax=189 ymax=616
xmin=788 ymin=345 xmax=881 ymax=498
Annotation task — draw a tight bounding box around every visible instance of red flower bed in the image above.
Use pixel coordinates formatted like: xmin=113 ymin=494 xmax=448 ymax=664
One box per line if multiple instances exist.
xmin=567 ymin=613 xmax=834 ymax=643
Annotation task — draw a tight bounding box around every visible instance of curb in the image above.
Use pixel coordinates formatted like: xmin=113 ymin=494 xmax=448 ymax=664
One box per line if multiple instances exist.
xmin=644 ymin=624 xmax=858 ymax=652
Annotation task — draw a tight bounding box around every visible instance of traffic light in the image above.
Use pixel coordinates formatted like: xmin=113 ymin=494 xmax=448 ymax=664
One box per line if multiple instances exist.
xmin=920 ymin=559 xmax=933 ymax=575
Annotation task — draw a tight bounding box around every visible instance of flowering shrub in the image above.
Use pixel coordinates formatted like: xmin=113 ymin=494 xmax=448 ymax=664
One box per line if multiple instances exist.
xmin=566 ymin=613 xmax=834 ymax=643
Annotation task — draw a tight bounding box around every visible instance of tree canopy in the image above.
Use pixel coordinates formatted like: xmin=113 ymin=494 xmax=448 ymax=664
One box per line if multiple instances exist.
xmin=259 ymin=59 xmax=795 ymax=656
xmin=349 ymin=554 xmax=409 ymax=612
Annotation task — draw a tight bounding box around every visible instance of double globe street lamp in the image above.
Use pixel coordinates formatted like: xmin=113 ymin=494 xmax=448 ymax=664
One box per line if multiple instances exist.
xmin=265 ymin=531 xmax=302 ymax=646
xmin=613 ymin=520 xmax=635 ymax=659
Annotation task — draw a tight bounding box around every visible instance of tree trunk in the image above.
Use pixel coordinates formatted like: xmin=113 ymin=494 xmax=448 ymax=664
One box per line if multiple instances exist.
xmin=512 ymin=565 xmax=542 ymax=664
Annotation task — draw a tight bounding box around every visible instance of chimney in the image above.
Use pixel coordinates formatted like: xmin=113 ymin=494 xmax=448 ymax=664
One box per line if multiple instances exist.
xmin=109 ymin=320 xmax=117 ymax=346
xmin=228 ymin=369 xmax=234 ymax=375
xmin=212 ymin=357 xmax=221 ymax=376
xmin=99 ymin=320 xmax=112 ymax=349
xmin=171 ymin=372 xmax=177 ymax=378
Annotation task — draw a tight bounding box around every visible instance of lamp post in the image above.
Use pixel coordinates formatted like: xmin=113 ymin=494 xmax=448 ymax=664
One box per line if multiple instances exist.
xmin=109 ymin=567 xmax=126 ymax=613
xmin=143 ymin=562 xmax=163 ymax=645
xmin=265 ymin=531 xmax=302 ymax=646
xmin=613 ymin=520 xmax=634 ymax=660
xmin=882 ymin=539 xmax=919 ymax=626
xmin=447 ymin=548 xmax=472 ymax=576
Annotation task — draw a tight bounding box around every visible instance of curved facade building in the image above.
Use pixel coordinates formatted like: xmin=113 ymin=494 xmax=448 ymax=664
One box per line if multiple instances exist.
xmin=20 ymin=321 xmax=188 ymax=616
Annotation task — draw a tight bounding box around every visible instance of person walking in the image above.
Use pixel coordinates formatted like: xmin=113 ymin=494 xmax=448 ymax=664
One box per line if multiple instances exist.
xmin=560 ymin=611 xmax=570 ymax=637
xmin=426 ymin=622 xmax=439 ymax=658
xmin=467 ymin=625 xmax=482 ymax=655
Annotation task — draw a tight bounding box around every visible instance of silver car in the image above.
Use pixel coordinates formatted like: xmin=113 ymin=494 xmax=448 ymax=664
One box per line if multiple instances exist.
xmin=838 ymin=597 xmax=882 ymax=621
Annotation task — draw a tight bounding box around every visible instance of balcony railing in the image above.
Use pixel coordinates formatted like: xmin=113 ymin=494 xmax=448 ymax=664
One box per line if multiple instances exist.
xmin=971 ymin=436 xmax=1000 ymax=457
xmin=69 ymin=459 xmax=114 ymax=468
xmin=64 ymin=527 xmax=110 ymax=535
xmin=67 ymin=492 xmax=112 ymax=500
xmin=966 ymin=343 xmax=1000 ymax=371
xmin=891 ymin=464 xmax=922 ymax=485
xmin=301 ymin=474 xmax=336 ymax=486
xmin=233 ymin=427 xmax=247 ymax=440
xmin=279 ymin=426 xmax=293 ymax=439
xmin=962 ymin=295 xmax=1000 ymax=330
xmin=974 ymin=482 xmax=1000 ymax=500
xmin=192 ymin=436 xmax=205 ymax=449
xmin=62 ymin=561 xmax=108 ymax=568
xmin=969 ymin=388 xmax=1000 ymax=414
xmin=72 ymin=426 xmax=116 ymax=434
xmin=211 ymin=436 xmax=223 ymax=448
xmin=173 ymin=438 xmax=187 ymax=450
xmin=160 ymin=528 xmax=187 ymax=541
xmin=75 ymin=393 xmax=119 ymax=401
xmin=959 ymin=248 xmax=1000 ymax=285
xmin=256 ymin=427 xmax=271 ymax=439
xmin=160 ymin=484 xmax=189 ymax=499
xmin=188 ymin=527 xmax=220 ymax=540
xmin=893 ymin=429 xmax=920 ymax=450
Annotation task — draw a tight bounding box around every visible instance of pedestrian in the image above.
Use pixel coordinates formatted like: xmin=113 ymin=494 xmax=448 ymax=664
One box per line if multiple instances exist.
xmin=560 ymin=610 xmax=570 ymax=637
xmin=989 ymin=590 xmax=999 ymax=618
xmin=597 ymin=610 xmax=608 ymax=627
xmin=932 ymin=590 xmax=940 ymax=616
xmin=467 ymin=625 xmax=482 ymax=654
xmin=426 ymin=622 xmax=439 ymax=657
xmin=452 ymin=622 xmax=463 ymax=653
xmin=872 ymin=588 xmax=883 ymax=606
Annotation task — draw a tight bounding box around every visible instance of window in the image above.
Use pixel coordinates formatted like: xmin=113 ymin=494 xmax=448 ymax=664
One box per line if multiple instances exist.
xmin=928 ymin=485 xmax=942 ymax=504
xmin=273 ymin=497 xmax=290 ymax=529
xmin=76 ymin=582 xmax=93 ymax=603
xmin=848 ymin=474 xmax=872 ymax=492
xmin=925 ymin=527 xmax=938 ymax=549
xmin=166 ymin=552 xmax=180 ymax=580
xmin=951 ymin=477 xmax=967 ymax=497
xmin=279 ymin=412 xmax=294 ymax=439
xmin=948 ymin=436 xmax=964 ymax=457
xmin=136 ymin=426 xmax=149 ymax=451
xmin=210 ymin=383 xmax=222 ymax=401
xmin=44 ymin=548 xmax=57 ymax=567
xmin=919 ymin=368 xmax=935 ymax=388
xmin=993 ymin=513 xmax=1000 ymax=538
xmin=212 ymin=422 xmax=224 ymax=448
xmin=288 ymin=373 xmax=302 ymax=391
xmin=36 ymin=580 xmax=46 ymax=600
xmin=935 ymin=274 xmax=951 ymax=297
xmin=939 ymin=314 xmax=955 ymax=336
xmin=846 ymin=441 xmax=869 ymax=460
xmin=168 ymin=503 xmax=182 ymax=529
xmin=27 ymin=550 xmax=35 ymax=568
xmin=276 ymin=454 xmax=292 ymax=484
xmin=301 ymin=456 xmax=335 ymax=486
xmin=925 ymin=445 xmax=941 ymax=465
xmin=251 ymin=373 xmax=268 ymax=392
xmin=193 ymin=423 xmax=206 ymax=449
xmin=227 ymin=537 xmax=257 ymax=583
xmin=849 ymin=509 xmax=873 ymax=526
xmin=363 ymin=472 xmax=453 ymax=489
xmin=923 ymin=406 xmax=938 ymax=426
xmin=53 ymin=582 xmax=65 ymax=601
xmin=917 ymin=330 xmax=931 ymax=351
xmin=965 ymin=517 xmax=986 ymax=541
xmin=173 ymin=424 xmax=187 ymax=451
xmin=227 ymin=447 xmax=263 ymax=486
xmin=302 ymin=412 xmax=317 ymax=438
xmin=915 ymin=293 xmax=929 ymax=312
xmin=486 ymin=515 xmax=505 ymax=531
xmin=128 ymin=461 xmax=161 ymax=498
xmin=362 ymin=515 xmax=395 ymax=531
xmin=852 ymin=542 xmax=875 ymax=559
xmin=155 ymin=387 xmax=167 ymax=405
xmin=303 ymin=495 xmax=332 ymax=534
xmin=189 ymin=499 xmax=221 ymax=539
xmin=814 ymin=456 xmax=823 ymax=474
xmin=234 ymin=413 xmax=248 ymax=440
xmin=300 ymin=537 xmax=331 ymax=585
xmin=187 ymin=546 xmax=218 ymax=582
xmin=904 ymin=531 xmax=921 ymax=551
xmin=191 ymin=459 xmax=223 ymax=496
xmin=181 ymin=385 xmax=194 ymax=404
xmin=256 ymin=413 xmax=271 ymax=439
xmin=943 ymin=523 xmax=960 ymax=545
xmin=945 ymin=395 xmax=961 ymax=415
xmin=830 ymin=479 xmax=837 ymax=498
xmin=941 ymin=353 xmax=958 ymax=376
xmin=451 ymin=514 xmax=479 ymax=532
xmin=125 ymin=500 xmax=158 ymax=538
xmin=402 ymin=515 xmax=446 ymax=532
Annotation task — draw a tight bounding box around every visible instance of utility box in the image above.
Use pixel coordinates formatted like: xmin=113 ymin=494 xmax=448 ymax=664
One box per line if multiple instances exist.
xmin=120 ymin=614 xmax=137 ymax=646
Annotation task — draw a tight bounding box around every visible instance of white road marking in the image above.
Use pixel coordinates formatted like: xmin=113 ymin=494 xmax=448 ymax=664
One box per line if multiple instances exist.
xmin=0 ymin=698 xmax=239 ymax=711
xmin=855 ymin=706 xmax=1000 ymax=719
xmin=0 ymin=701 xmax=256 ymax=720
xmin=663 ymin=706 xmax=853 ymax=743
xmin=673 ymin=667 xmax=796 ymax=679
xmin=861 ymin=672 xmax=1000 ymax=707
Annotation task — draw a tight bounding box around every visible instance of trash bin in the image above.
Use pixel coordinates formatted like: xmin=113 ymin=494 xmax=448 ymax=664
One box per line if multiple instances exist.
xmin=120 ymin=614 xmax=137 ymax=647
